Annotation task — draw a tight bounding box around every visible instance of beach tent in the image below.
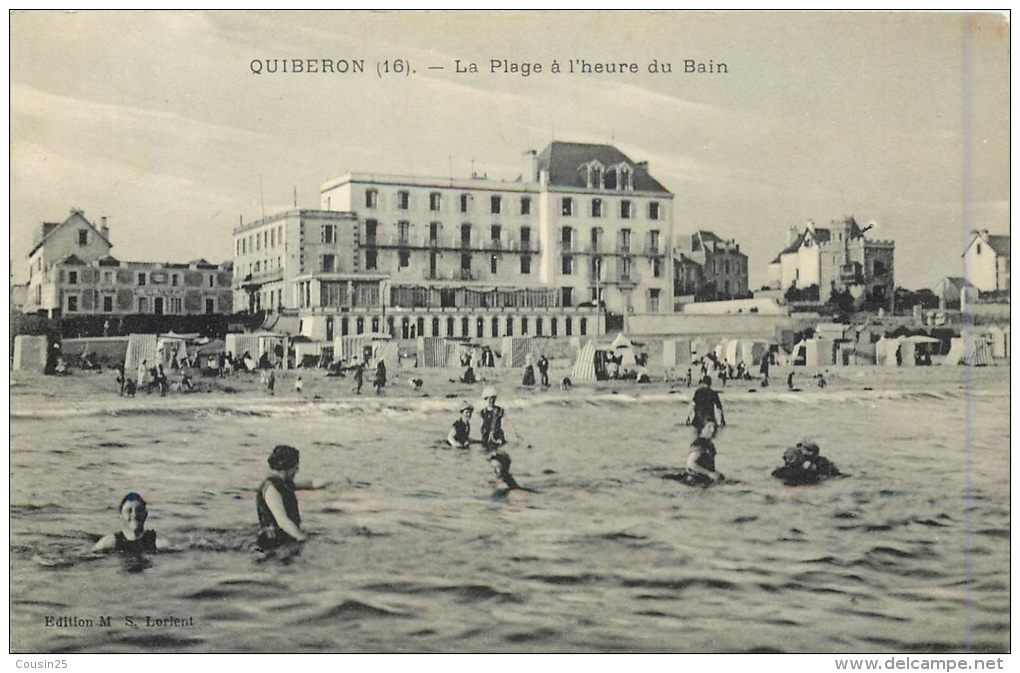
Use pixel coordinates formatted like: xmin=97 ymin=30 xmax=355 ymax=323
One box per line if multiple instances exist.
xmin=988 ymin=325 xmax=1010 ymax=359
xmin=749 ymin=340 xmax=770 ymax=366
xmin=12 ymin=335 xmax=48 ymax=372
xmin=156 ymin=336 xmax=188 ymax=368
xmin=896 ymin=337 xmax=916 ymax=367
xmin=662 ymin=339 xmax=691 ymax=368
xmin=259 ymin=334 xmax=287 ymax=367
xmin=501 ymin=336 xmax=535 ymax=368
xmin=723 ymin=338 xmax=739 ymax=365
xmin=790 ymin=339 xmax=818 ymax=366
xmin=572 ymin=340 xmax=600 ymax=381
xmin=225 ymin=333 xmax=264 ymax=364
xmin=124 ymin=334 xmax=159 ymax=374
xmin=291 ymin=339 xmax=325 ymax=367
xmin=334 ymin=333 xmax=391 ymax=366
xmin=713 ymin=341 xmax=726 ymax=363
xmin=417 ymin=336 xmax=448 ymax=368
xmin=611 ymin=333 xmax=638 ymax=369
xmin=942 ymin=335 xmax=993 ymax=366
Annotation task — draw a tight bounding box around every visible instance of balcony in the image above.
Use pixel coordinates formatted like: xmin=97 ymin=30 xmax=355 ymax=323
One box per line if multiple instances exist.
xmin=616 ymin=243 xmax=632 ymax=255
xmin=558 ymin=241 xmax=576 ymax=253
xmin=643 ymin=244 xmax=665 ymax=256
xmin=362 ymin=234 xmax=539 ymax=253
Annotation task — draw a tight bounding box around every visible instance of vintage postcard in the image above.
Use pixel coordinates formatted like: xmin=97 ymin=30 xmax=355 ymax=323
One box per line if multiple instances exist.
xmin=9 ymin=10 xmax=1010 ymax=659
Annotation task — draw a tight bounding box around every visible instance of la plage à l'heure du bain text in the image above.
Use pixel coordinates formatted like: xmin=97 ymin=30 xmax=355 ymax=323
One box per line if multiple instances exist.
xmin=248 ymin=58 xmax=728 ymax=78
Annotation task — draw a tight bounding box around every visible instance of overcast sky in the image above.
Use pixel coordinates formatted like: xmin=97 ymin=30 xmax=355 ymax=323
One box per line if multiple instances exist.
xmin=9 ymin=11 xmax=1010 ymax=289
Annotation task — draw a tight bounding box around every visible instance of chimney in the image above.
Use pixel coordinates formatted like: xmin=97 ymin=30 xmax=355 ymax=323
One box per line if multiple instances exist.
xmin=636 ymin=160 xmax=649 ymax=172
xmin=806 ymin=219 xmax=816 ymax=232
xmin=788 ymin=225 xmax=800 ymax=246
xmin=522 ymin=149 xmax=538 ymax=183
xmin=100 ymin=216 xmax=109 ymax=240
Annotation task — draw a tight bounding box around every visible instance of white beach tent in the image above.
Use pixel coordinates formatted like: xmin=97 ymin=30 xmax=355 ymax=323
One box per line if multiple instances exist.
xmin=611 ymin=333 xmax=638 ymax=368
xmin=124 ymin=334 xmax=159 ymax=374
xmin=12 ymin=335 xmax=48 ymax=372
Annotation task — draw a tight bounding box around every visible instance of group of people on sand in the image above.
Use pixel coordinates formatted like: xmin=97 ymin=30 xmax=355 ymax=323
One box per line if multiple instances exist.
xmin=118 ymin=359 xmax=195 ymax=397
xmin=671 ymin=375 xmax=841 ymax=487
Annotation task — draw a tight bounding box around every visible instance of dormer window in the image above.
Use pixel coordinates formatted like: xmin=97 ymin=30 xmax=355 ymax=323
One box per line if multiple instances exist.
xmin=78 ymin=229 xmax=88 ymax=246
xmin=591 ymin=165 xmax=602 ymax=189
xmin=619 ymin=166 xmax=632 ymax=191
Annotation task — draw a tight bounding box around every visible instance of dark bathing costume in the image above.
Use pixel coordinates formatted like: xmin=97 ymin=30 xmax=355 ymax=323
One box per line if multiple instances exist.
xmin=256 ymin=475 xmax=301 ymax=549
xmin=114 ymin=530 xmax=158 ymax=554
xmin=692 ymin=386 xmax=722 ymax=430
xmin=451 ymin=419 xmax=471 ymax=445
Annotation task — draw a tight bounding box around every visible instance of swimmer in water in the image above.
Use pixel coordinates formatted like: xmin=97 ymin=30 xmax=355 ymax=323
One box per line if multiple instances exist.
xmin=256 ymin=445 xmax=307 ymax=549
xmin=771 ymin=439 xmax=842 ymax=485
xmin=91 ymin=493 xmax=166 ymax=553
xmin=685 ymin=376 xmax=725 ymax=437
xmin=664 ymin=423 xmax=725 ymax=486
xmin=448 ymin=401 xmax=474 ymax=449
xmin=489 ymin=449 xmax=524 ymax=492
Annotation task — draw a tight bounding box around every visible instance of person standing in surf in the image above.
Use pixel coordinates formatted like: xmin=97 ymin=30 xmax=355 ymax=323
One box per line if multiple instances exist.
xmin=256 ymin=445 xmax=307 ymax=550
xmin=448 ymin=401 xmax=474 ymax=448
xmin=686 ymin=376 xmax=726 ymax=437
xmin=479 ymin=386 xmax=507 ymax=450
xmin=91 ymin=492 xmax=166 ymax=553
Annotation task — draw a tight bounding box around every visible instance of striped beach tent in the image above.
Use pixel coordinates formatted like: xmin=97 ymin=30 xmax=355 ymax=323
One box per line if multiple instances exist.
xmin=124 ymin=334 xmax=158 ymax=374
xmin=572 ymin=340 xmax=598 ymax=381
xmin=501 ymin=336 xmax=534 ymax=368
xmin=12 ymin=335 xmax=48 ymax=372
xmin=417 ymin=337 xmax=448 ymax=368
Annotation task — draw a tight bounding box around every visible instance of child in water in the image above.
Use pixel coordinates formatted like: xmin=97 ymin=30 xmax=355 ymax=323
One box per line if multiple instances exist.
xmin=488 ymin=449 xmax=523 ymax=492
xmin=771 ymin=440 xmax=841 ymax=485
xmin=91 ymin=493 xmax=165 ymax=553
xmin=256 ymin=445 xmax=307 ymax=550
xmin=664 ymin=422 xmax=725 ymax=486
xmin=479 ymin=386 xmax=507 ymax=450
xmin=448 ymin=401 xmax=474 ymax=448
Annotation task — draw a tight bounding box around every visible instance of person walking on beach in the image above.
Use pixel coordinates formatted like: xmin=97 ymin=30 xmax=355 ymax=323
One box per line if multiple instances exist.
xmin=787 ymin=371 xmax=795 ymax=390
xmin=256 ymin=445 xmax=307 ymax=550
xmin=537 ymin=354 xmax=550 ymax=387
xmin=91 ymin=492 xmax=166 ymax=554
xmin=522 ymin=354 xmax=536 ymax=387
xmin=686 ymin=376 xmax=725 ymax=437
xmin=352 ymin=360 xmax=365 ymax=394
xmin=373 ymin=360 xmax=387 ymax=394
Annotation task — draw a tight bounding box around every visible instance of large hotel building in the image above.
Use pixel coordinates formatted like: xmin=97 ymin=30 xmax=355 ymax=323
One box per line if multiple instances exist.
xmin=233 ymin=142 xmax=675 ymax=342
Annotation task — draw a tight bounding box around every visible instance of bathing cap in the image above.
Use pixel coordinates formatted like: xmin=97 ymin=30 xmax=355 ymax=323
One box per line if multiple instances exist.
xmin=268 ymin=445 xmax=300 ymax=471
xmin=482 ymin=386 xmax=497 ymax=400
xmin=459 ymin=400 xmax=474 ymax=413
xmin=119 ymin=492 xmax=146 ymax=511
xmin=797 ymin=440 xmax=820 ymax=456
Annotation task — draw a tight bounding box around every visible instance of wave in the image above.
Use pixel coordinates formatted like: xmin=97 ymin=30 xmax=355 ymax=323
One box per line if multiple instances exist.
xmin=10 ymin=384 xmax=1005 ymax=422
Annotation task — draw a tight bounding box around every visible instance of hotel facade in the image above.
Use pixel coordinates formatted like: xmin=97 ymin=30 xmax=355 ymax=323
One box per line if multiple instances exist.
xmin=234 ymin=142 xmax=675 ymax=342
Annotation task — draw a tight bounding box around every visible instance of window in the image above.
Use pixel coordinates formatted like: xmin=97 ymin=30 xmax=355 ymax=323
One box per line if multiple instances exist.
xmin=356 ymin=317 xmax=365 ymax=335
xmin=565 ymin=318 xmax=573 ymax=336
xmin=649 ymin=289 xmax=661 ymax=313
xmin=653 ymin=258 xmax=662 ymax=278
xmin=429 ymin=222 xmax=441 ymax=243
xmin=619 ymin=229 xmax=631 ymax=253
xmin=476 ymin=318 xmax=484 ymax=339
xmin=620 ymin=167 xmax=633 ymax=191
xmin=137 ymin=297 xmax=148 ymax=313
xmin=724 ymin=280 xmax=731 ymax=296
xmin=461 ymin=317 xmax=470 ymax=337
xmin=724 ymin=260 xmax=730 ymax=274
xmin=398 ymin=221 xmax=410 ymax=244
xmin=103 ymin=295 xmax=114 ymax=312
xmin=366 ymin=190 xmax=378 ymax=208
xmin=649 ymin=202 xmax=661 ymax=220
xmin=66 ymin=295 xmax=78 ymax=312
xmin=521 ymin=255 xmax=532 ymax=274
xmin=562 ymin=287 xmax=573 ymax=307
xmin=460 ymin=253 xmax=472 ymax=275
xmin=521 ymin=317 xmax=529 ymax=335
xmin=591 ymin=198 xmax=602 ymax=218
xmin=137 ymin=273 xmax=147 ymax=286
xmin=256 ymin=232 xmax=261 ymax=251
xmin=506 ymin=317 xmax=514 ymax=336
xmin=322 ymin=254 xmax=336 ymax=272
xmin=490 ymin=225 xmax=501 ymax=245
xmin=460 ymin=194 xmax=470 ymax=213
xmin=397 ymin=191 xmax=410 ymax=210
xmin=621 ymin=257 xmax=632 ymax=280
xmin=536 ymin=318 xmax=543 ymax=336
xmin=621 ymin=200 xmax=632 ymax=219
xmin=561 ymin=197 xmax=573 ymax=216
xmin=976 ymin=244 xmax=982 ymax=255
xmin=78 ymin=230 xmax=88 ymax=246
xmin=521 ymin=197 xmax=531 ymax=215
xmin=366 ymin=250 xmax=378 ymax=270
xmin=205 ymin=298 xmax=215 ymax=314
xmin=172 ymin=274 xmax=179 ymax=287
xmin=490 ymin=255 xmax=498 ymax=275
xmin=170 ymin=297 xmax=183 ymax=314
xmin=446 ymin=317 xmax=455 ymax=337
xmin=365 ymin=219 xmax=378 ymax=244
xmin=650 ymin=230 xmax=660 ymax=253
xmin=562 ymin=256 xmax=573 ymax=275
xmin=551 ymin=318 xmax=558 ymax=337
xmin=490 ymin=195 xmax=502 ymax=214
xmin=399 ymin=250 xmax=410 ymax=268
xmin=591 ymin=228 xmax=602 ymax=252
xmin=429 ymin=192 xmax=442 ymax=211
xmin=270 ymin=229 xmax=275 ymax=247
xmin=520 ymin=226 xmax=531 ymax=250
xmin=67 ymin=271 xmax=78 ymax=285
xmin=491 ymin=317 xmax=500 ymax=338
xmin=322 ymin=224 xmax=336 ymax=244
xmin=209 ymin=274 xmax=215 ymax=288
xmin=580 ymin=317 xmax=587 ymax=336
xmin=591 ymin=165 xmax=602 ymax=189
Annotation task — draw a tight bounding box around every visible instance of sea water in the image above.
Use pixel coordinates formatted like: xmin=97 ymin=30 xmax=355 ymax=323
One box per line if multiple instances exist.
xmin=9 ymin=367 xmax=1010 ymax=653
